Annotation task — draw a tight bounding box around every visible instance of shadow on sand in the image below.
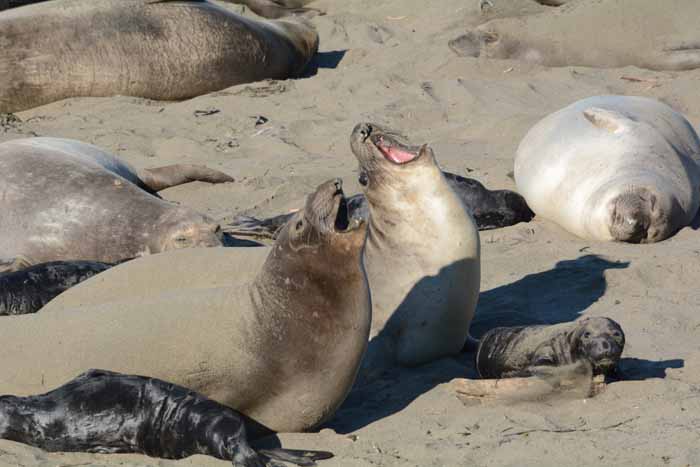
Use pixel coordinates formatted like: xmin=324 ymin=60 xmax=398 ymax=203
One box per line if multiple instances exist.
xmin=325 ymin=254 xmax=633 ymax=433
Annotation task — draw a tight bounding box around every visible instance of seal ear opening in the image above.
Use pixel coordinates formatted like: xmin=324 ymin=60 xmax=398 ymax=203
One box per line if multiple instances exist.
xmin=582 ymin=107 xmax=629 ymax=133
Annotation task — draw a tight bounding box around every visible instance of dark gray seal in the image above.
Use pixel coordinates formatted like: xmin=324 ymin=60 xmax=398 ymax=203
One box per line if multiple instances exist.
xmin=0 ymin=369 xmax=332 ymax=467
xmin=476 ymin=317 xmax=625 ymax=378
xmin=0 ymin=0 xmax=318 ymax=112
xmin=225 ymin=172 xmax=532 ymax=239
xmin=0 ymin=260 xmax=116 ymax=315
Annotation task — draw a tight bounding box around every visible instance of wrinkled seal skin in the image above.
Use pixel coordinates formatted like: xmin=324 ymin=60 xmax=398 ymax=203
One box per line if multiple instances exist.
xmin=0 ymin=137 xmax=227 ymax=264
xmin=476 ymin=317 xmax=625 ymax=378
xmin=0 ymin=369 xmax=333 ymax=467
xmin=0 ymin=260 xmax=114 ymax=315
xmin=0 ymin=0 xmax=319 ymax=113
xmin=0 ymin=179 xmax=370 ymax=434
xmin=351 ymin=123 xmax=481 ymax=369
xmin=515 ymin=95 xmax=700 ymax=243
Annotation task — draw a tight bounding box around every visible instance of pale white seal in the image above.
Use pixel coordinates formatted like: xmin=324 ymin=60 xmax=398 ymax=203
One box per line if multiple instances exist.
xmin=515 ymin=95 xmax=700 ymax=243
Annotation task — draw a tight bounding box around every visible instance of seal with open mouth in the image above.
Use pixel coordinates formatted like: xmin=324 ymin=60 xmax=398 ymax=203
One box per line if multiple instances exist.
xmin=476 ymin=317 xmax=626 ymax=378
xmin=350 ymin=122 xmax=481 ymax=369
xmin=0 ymin=179 xmax=371 ymax=436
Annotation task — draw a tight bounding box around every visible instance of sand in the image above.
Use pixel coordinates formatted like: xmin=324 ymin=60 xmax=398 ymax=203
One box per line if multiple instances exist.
xmin=2 ymin=0 xmax=700 ymax=465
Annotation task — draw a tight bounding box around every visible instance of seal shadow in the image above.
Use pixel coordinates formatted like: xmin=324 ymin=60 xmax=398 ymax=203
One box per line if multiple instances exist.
xmin=617 ymin=357 xmax=684 ymax=381
xmin=470 ymin=254 xmax=630 ymax=337
xmin=302 ymin=50 xmax=347 ymax=77
xmin=325 ymin=260 xmax=479 ymax=433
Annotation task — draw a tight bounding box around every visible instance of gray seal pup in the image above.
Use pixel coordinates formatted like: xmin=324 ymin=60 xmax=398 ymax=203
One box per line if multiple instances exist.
xmin=0 ymin=0 xmax=319 ymax=112
xmin=476 ymin=317 xmax=625 ymax=378
xmin=0 ymin=260 xmax=115 ymax=315
xmin=515 ymin=95 xmax=700 ymax=243
xmin=0 ymin=369 xmax=332 ymax=467
xmin=449 ymin=0 xmax=700 ymax=71
xmin=1 ymin=179 xmax=371 ymax=434
xmin=225 ymin=172 xmax=532 ymax=239
xmin=351 ymin=123 xmax=481 ymax=369
xmin=0 ymin=137 xmax=232 ymax=264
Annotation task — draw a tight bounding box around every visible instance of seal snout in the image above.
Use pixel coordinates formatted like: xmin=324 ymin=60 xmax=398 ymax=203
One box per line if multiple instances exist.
xmin=578 ymin=317 xmax=625 ymax=375
xmin=609 ymin=192 xmax=653 ymax=243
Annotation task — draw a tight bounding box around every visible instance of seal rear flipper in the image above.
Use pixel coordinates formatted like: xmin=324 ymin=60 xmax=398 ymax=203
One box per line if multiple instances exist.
xmin=258 ymin=448 xmax=334 ymax=467
xmin=0 ymin=255 xmax=34 ymax=273
xmin=220 ymin=0 xmax=325 ymax=19
xmin=137 ymin=164 xmax=234 ymax=192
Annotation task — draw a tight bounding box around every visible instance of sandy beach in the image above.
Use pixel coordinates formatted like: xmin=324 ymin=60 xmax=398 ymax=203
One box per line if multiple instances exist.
xmin=2 ymin=0 xmax=700 ymax=465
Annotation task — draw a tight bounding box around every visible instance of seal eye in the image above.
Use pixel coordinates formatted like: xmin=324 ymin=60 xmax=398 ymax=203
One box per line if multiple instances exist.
xmin=359 ymin=172 xmax=369 ymax=187
xmin=583 ymin=332 xmax=591 ymax=339
xmin=612 ymin=331 xmax=622 ymax=338
xmin=295 ymin=220 xmax=303 ymax=231
xmin=174 ymin=235 xmax=188 ymax=244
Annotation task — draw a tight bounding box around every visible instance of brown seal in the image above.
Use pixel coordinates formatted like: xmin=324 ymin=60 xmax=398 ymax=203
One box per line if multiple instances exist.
xmin=0 ymin=137 xmax=231 ymax=265
xmin=0 ymin=0 xmax=318 ymax=112
xmin=1 ymin=179 xmax=371 ymax=433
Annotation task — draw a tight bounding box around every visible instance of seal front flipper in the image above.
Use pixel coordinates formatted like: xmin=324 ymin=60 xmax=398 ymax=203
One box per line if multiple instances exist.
xmin=0 ymin=370 xmax=334 ymax=467
xmin=137 ymin=164 xmax=234 ymax=192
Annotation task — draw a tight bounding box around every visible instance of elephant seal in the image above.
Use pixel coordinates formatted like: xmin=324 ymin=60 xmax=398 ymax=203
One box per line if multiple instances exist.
xmin=514 ymin=95 xmax=700 ymax=243
xmin=0 ymin=260 xmax=114 ymax=315
xmin=449 ymin=0 xmax=700 ymax=71
xmin=351 ymin=123 xmax=481 ymax=369
xmin=1 ymin=179 xmax=371 ymax=434
xmin=226 ymin=172 xmax=532 ymax=239
xmin=0 ymin=0 xmax=318 ymax=113
xmin=0 ymin=137 xmax=232 ymax=264
xmin=0 ymin=369 xmax=333 ymax=466
xmin=476 ymin=317 xmax=625 ymax=378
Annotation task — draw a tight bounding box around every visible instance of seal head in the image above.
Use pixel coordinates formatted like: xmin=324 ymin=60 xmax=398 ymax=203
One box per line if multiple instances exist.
xmin=570 ymin=317 xmax=625 ymax=374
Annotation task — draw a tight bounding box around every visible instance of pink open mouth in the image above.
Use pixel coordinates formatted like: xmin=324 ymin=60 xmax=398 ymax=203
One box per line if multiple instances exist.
xmin=374 ymin=135 xmax=420 ymax=164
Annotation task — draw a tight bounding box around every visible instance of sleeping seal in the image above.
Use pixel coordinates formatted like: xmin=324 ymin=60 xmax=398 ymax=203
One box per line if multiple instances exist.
xmin=351 ymin=123 xmax=481 ymax=369
xmin=0 ymin=369 xmax=332 ymax=466
xmin=0 ymin=137 xmax=232 ymax=264
xmin=1 ymin=179 xmax=371 ymax=434
xmin=225 ymin=171 xmax=532 ymax=239
xmin=514 ymin=95 xmax=700 ymax=243
xmin=476 ymin=317 xmax=625 ymax=378
xmin=449 ymin=0 xmax=700 ymax=71
xmin=0 ymin=0 xmax=318 ymax=112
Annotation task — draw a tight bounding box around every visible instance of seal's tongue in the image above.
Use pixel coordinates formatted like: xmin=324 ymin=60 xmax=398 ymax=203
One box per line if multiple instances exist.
xmin=375 ymin=137 xmax=419 ymax=164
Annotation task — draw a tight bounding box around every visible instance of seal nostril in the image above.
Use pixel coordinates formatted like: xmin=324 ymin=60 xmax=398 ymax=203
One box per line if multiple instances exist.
xmin=360 ymin=124 xmax=373 ymax=142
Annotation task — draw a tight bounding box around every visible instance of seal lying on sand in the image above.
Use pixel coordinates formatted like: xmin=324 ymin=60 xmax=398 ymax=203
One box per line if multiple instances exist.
xmin=0 ymin=369 xmax=333 ymax=467
xmin=2 ymin=179 xmax=371 ymax=434
xmin=0 ymin=260 xmax=114 ymax=315
xmin=450 ymin=0 xmax=700 ymax=71
xmin=476 ymin=317 xmax=625 ymax=378
xmin=0 ymin=0 xmax=318 ymax=112
xmin=226 ymin=167 xmax=532 ymax=238
xmin=0 ymin=137 xmax=231 ymax=264
xmin=515 ymin=95 xmax=700 ymax=243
